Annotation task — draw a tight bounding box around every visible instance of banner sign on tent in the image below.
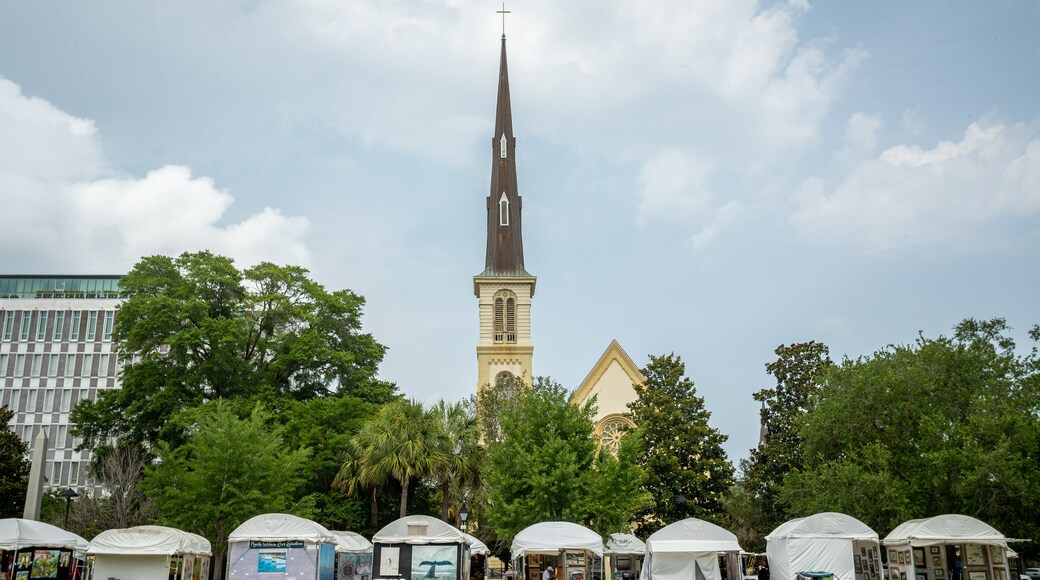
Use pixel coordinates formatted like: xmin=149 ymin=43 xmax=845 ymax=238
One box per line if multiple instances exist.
xmin=250 ymin=540 xmax=306 ymax=549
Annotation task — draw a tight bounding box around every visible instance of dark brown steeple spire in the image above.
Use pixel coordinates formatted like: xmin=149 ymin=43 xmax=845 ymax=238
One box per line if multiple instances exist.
xmin=481 ymin=35 xmax=529 ymax=277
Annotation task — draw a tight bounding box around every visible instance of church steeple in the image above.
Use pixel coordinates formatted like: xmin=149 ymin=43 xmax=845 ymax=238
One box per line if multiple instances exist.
xmin=474 ymin=31 xmax=536 ymax=392
xmin=482 ymin=35 xmax=528 ymax=277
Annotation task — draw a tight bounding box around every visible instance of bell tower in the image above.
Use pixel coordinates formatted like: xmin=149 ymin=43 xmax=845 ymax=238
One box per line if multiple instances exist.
xmin=474 ymin=33 xmax=536 ymax=391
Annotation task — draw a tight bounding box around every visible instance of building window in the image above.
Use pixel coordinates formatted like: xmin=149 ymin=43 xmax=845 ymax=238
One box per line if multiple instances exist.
xmin=500 ymin=133 xmax=508 ymax=158
xmin=69 ymin=462 xmax=79 ymax=486
xmin=2 ymin=312 xmax=13 ymax=341
xmin=86 ymin=311 xmax=98 ymax=341
xmin=598 ymin=417 xmax=634 ymax=455
xmin=61 ymin=390 xmax=71 ymax=413
xmin=31 ymin=354 xmax=42 ymax=377
xmin=0 ymin=353 xmax=7 ymax=377
xmin=48 ymin=354 xmax=60 ymax=377
xmin=51 ymin=461 xmax=62 ymax=485
xmin=10 ymin=389 xmax=21 ymax=412
xmin=495 ymin=371 xmax=514 ymax=386
xmin=65 ymin=354 xmax=76 ymax=378
xmin=36 ymin=311 xmax=48 ymax=341
xmin=103 ymin=311 xmax=114 ymax=341
xmin=99 ymin=354 xmax=110 ymax=377
xmin=44 ymin=389 xmax=55 ymax=412
xmin=27 ymin=390 xmax=37 ymax=412
xmin=82 ymin=354 xmax=93 ymax=377
xmin=53 ymin=311 xmax=65 ymax=341
xmin=492 ymin=291 xmax=517 ymax=343
xmin=15 ymin=354 xmax=25 ymax=377
xmin=20 ymin=311 xmax=31 ymax=341
xmin=70 ymin=311 xmax=80 ymax=341
xmin=499 ymin=192 xmax=509 ymax=226
xmin=57 ymin=424 xmax=68 ymax=447
xmin=22 ymin=425 xmax=32 ymax=443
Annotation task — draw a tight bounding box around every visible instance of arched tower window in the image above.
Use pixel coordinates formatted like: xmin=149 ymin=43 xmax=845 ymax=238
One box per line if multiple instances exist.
xmin=495 ymin=371 xmax=514 ymax=386
xmin=500 ymin=133 xmax=508 ymax=158
xmin=493 ymin=290 xmax=517 ymax=343
xmin=499 ymin=192 xmax=509 ymax=226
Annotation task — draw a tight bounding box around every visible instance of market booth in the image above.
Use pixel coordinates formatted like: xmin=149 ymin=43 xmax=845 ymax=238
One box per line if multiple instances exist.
xmin=641 ymin=518 xmax=742 ymax=580
xmin=372 ymin=515 xmax=473 ymax=580
xmin=88 ymin=525 xmax=211 ymax=580
xmin=765 ymin=512 xmax=881 ymax=580
xmin=605 ymin=533 xmax=645 ymax=580
xmin=883 ymin=515 xmax=1013 ymax=580
xmin=463 ymin=533 xmax=490 ymax=580
xmin=511 ymin=521 xmax=605 ymax=580
xmin=228 ymin=513 xmax=338 ymax=580
xmin=0 ymin=518 xmax=89 ymax=580
xmin=332 ymin=531 xmax=374 ymax=580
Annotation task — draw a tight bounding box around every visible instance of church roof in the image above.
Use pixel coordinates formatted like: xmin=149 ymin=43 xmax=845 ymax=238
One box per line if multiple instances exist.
xmin=480 ymin=35 xmax=531 ymax=278
xmin=571 ymin=340 xmax=646 ymax=406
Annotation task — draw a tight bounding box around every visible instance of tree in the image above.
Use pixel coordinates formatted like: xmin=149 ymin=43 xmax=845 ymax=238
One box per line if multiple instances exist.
xmin=485 ymin=377 xmax=600 ymax=542
xmin=627 ymin=353 xmax=734 ymax=536
xmin=335 ymin=399 xmax=447 ymax=520
xmin=430 ymin=399 xmax=484 ymax=523
xmin=145 ymin=401 xmax=314 ymax=580
xmin=59 ymin=444 xmax=157 ymax=538
xmin=72 ymin=251 xmax=390 ymax=449
xmin=780 ymin=319 xmax=1040 ymax=558
xmin=738 ymin=342 xmax=832 ymax=549
xmin=581 ymin=429 xmax=654 ymax=536
xmin=0 ymin=405 xmax=30 ymax=517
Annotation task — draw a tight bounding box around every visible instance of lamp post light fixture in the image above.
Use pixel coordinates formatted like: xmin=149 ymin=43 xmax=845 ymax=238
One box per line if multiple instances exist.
xmin=459 ymin=502 xmax=469 ymax=532
xmin=61 ymin=487 xmax=79 ymax=528
xmin=672 ymin=494 xmax=687 ymax=521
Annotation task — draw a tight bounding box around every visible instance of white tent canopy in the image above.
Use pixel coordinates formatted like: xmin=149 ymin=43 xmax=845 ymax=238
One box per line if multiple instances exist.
xmin=883 ymin=515 xmax=1008 ymax=548
xmin=765 ymin=512 xmax=880 ymax=580
xmin=606 ymin=534 xmax=646 ymax=556
xmin=511 ymin=522 xmax=605 ymax=558
xmin=332 ymin=531 xmax=374 ymax=554
xmin=642 ymin=518 xmax=742 ymax=580
xmin=88 ymin=525 xmax=212 ymax=556
xmin=463 ymin=533 xmax=490 ymax=556
xmin=229 ymin=513 xmax=337 ymax=544
xmin=0 ymin=518 xmax=88 ymax=551
xmin=374 ymin=515 xmax=472 ymax=545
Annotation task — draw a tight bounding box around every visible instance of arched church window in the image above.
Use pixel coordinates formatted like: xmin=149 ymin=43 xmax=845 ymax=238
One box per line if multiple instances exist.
xmin=501 ymin=133 xmax=508 ymax=158
xmin=495 ymin=371 xmax=514 ymax=386
xmin=493 ymin=290 xmax=517 ymax=343
xmin=598 ymin=417 xmax=634 ymax=455
xmin=499 ymin=192 xmax=509 ymax=226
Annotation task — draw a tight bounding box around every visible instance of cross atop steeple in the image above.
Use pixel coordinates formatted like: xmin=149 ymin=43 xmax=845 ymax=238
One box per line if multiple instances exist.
xmin=496 ymin=2 xmax=510 ymax=38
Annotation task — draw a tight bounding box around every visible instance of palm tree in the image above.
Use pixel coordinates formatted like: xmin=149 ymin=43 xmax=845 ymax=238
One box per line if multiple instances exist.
xmin=430 ymin=399 xmax=483 ymax=522
xmin=333 ymin=425 xmax=391 ymax=528
xmin=338 ymin=399 xmax=447 ymax=519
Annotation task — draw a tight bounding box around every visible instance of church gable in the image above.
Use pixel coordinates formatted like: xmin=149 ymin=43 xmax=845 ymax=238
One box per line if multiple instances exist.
xmin=572 ymin=340 xmax=645 ymax=424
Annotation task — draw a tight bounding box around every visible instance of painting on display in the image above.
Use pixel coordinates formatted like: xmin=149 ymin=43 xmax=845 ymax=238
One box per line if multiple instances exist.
xmin=381 ymin=547 xmax=401 ymax=577
xmin=989 ymin=547 xmax=1004 ymax=565
xmin=411 ymin=545 xmax=458 ymax=580
xmin=340 ymin=554 xmax=374 ymax=580
xmin=566 ymin=553 xmax=586 ymax=568
xmin=31 ymin=550 xmax=60 ymax=578
xmin=258 ymin=552 xmax=288 ymax=573
xmin=914 ymin=549 xmax=925 ymax=567
xmin=965 ymin=546 xmax=985 ymax=567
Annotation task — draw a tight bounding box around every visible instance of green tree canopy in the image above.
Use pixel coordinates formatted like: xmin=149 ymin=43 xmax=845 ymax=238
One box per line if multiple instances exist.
xmin=628 ymin=353 xmax=734 ymax=536
xmin=780 ymin=319 xmax=1040 ymax=557
xmin=0 ymin=405 xmax=30 ymax=517
xmin=145 ymin=400 xmax=314 ymax=580
xmin=72 ymin=251 xmax=390 ymax=449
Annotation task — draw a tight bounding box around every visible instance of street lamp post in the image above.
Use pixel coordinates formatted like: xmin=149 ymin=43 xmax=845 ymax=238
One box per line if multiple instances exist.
xmin=459 ymin=502 xmax=469 ymax=533
xmin=672 ymin=494 xmax=687 ymax=521
xmin=61 ymin=488 xmax=79 ymax=528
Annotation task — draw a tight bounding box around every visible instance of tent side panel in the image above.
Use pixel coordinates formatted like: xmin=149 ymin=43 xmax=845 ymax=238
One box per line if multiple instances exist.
xmin=92 ymin=554 xmax=170 ymax=580
xmin=227 ymin=541 xmax=319 ymax=578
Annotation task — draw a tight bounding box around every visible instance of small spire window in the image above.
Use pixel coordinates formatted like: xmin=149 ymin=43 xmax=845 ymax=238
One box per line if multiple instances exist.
xmin=500 ymin=133 xmax=508 ymax=158
xmin=493 ymin=290 xmax=517 ymax=343
xmin=499 ymin=192 xmax=509 ymax=226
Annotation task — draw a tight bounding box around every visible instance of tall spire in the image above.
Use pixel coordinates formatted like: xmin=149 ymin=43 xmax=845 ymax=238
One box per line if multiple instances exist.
xmin=482 ymin=35 xmax=528 ymax=277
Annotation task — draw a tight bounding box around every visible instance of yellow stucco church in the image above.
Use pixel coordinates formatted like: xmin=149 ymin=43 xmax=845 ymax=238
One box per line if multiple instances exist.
xmin=474 ymin=33 xmax=644 ymax=453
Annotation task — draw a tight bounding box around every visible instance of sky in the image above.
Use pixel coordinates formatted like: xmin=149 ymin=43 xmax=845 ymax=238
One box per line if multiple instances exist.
xmin=1 ymin=0 xmax=1038 ymax=464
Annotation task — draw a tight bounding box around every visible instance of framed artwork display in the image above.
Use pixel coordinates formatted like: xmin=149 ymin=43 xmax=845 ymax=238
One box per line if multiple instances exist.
xmin=932 ymin=556 xmax=943 ymax=567
xmin=855 ymin=556 xmax=863 ymax=573
xmin=993 ymin=569 xmax=1007 ymax=580
xmin=914 ymin=549 xmax=925 ymax=567
xmin=968 ymin=572 xmax=987 ymax=580
xmin=989 ymin=546 xmax=1004 ymax=565
xmin=930 ymin=547 xmax=941 ymax=555
xmin=530 ymin=569 xmax=541 ymax=580
xmin=379 ymin=546 xmax=400 ymax=576
xmin=889 ymin=568 xmax=898 ymax=580
xmin=965 ymin=545 xmax=985 ymax=567
xmin=934 ymin=570 xmax=944 ymax=578
xmin=566 ymin=552 xmax=585 ymax=567
xmin=917 ymin=574 xmax=927 ymax=580
xmin=411 ymin=545 xmax=458 ymax=580
xmin=898 ymin=553 xmax=905 ymax=565
xmin=900 ymin=572 xmax=907 ymax=580
xmin=889 ymin=550 xmax=898 ymax=562
xmin=862 ymin=548 xmax=868 ymax=557
xmin=528 ymin=555 xmax=540 ymax=568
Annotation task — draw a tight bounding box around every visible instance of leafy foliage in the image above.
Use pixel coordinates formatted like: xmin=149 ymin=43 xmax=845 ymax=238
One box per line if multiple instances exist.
xmin=72 ymin=251 xmax=390 ymax=449
xmin=0 ymin=405 xmax=30 ymax=517
xmin=737 ymin=342 xmax=832 ymax=549
xmin=627 ymin=353 xmax=734 ymax=536
xmin=780 ymin=319 xmax=1040 ymax=558
xmin=145 ymin=401 xmax=314 ymax=580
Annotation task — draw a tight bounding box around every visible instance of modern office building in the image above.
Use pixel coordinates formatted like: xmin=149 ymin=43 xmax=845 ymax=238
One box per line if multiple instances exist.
xmin=0 ymin=275 xmax=123 ymax=491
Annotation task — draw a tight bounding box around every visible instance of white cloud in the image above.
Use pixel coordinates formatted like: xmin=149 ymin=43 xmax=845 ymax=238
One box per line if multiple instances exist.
xmin=837 ymin=112 xmax=883 ymax=163
xmin=0 ymin=76 xmax=310 ymax=271
xmin=790 ymin=119 xmax=1040 ymax=251
xmin=691 ymin=200 xmax=744 ymax=251
xmin=636 ymin=149 xmax=715 ymax=224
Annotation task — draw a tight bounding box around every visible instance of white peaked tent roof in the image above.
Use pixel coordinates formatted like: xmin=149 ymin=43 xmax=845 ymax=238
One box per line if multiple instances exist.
xmin=464 ymin=533 xmax=490 ymax=556
xmin=883 ymin=515 xmax=1008 ymax=547
xmin=88 ymin=525 xmax=211 ymax=556
xmin=512 ymin=521 xmax=604 ymax=557
xmin=373 ymin=515 xmax=472 ymax=545
xmin=229 ymin=513 xmax=337 ymax=544
xmin=332 ymin=531 xmax=374 ymax=553
xmin=0 ymin=518 xmax=89 ymax=551
xmin=646 ymin=518 xmax=742 ymax=553
xmin=767 ymin=513 xmax=878 ymax=541
xmin=605 ymin=533 xmax=646 ymax=555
